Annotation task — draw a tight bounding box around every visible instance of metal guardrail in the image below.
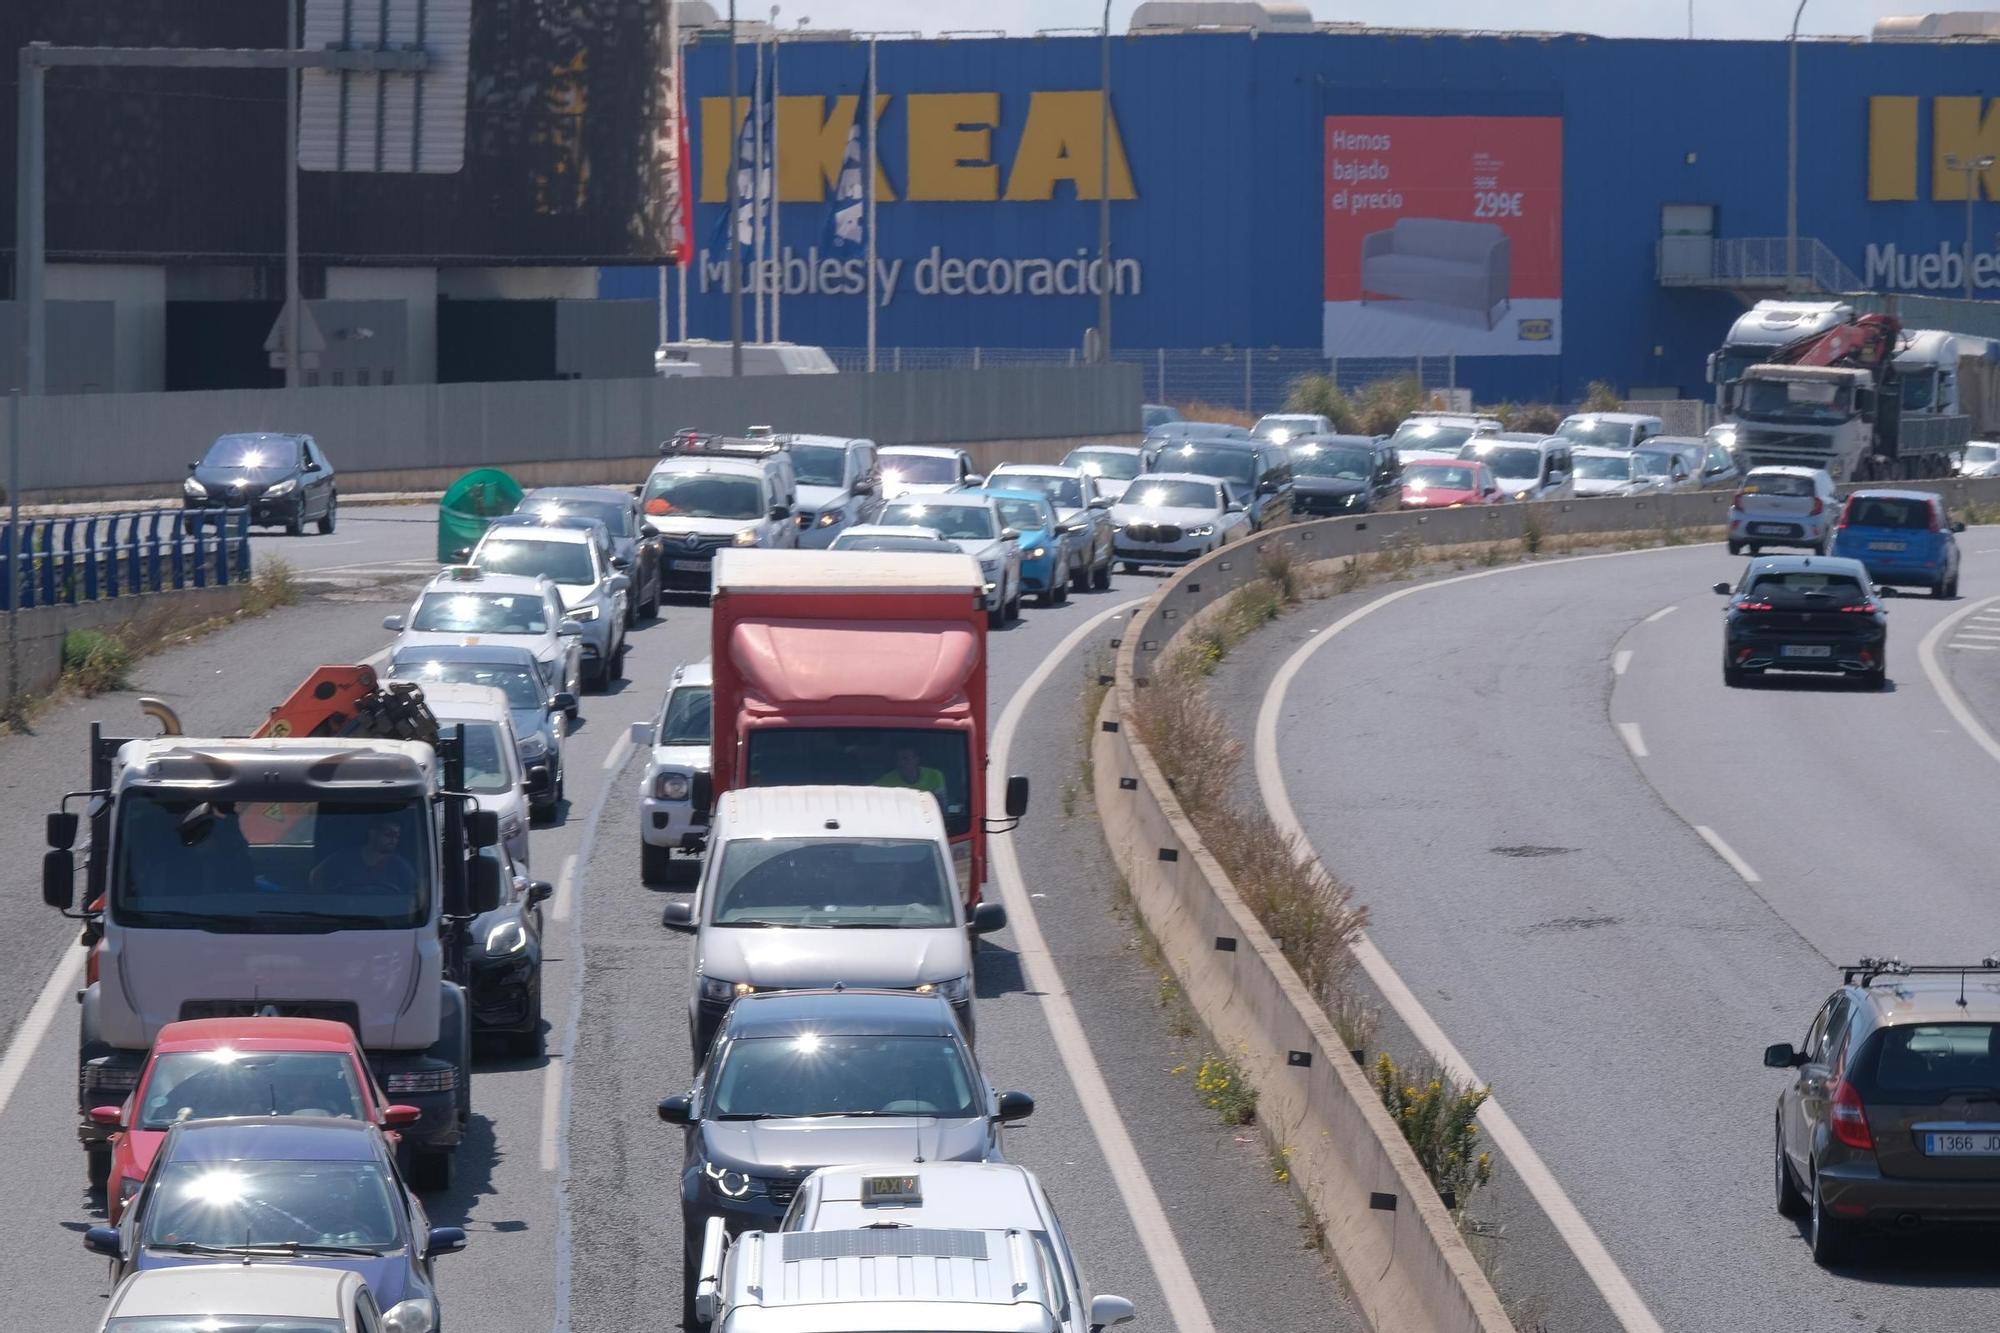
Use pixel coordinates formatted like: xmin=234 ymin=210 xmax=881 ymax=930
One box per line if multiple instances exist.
xmin=1655 ymin=237 xmax=1866 ymax=295
xmin=1 ymin=508 xmax=252 ymax=611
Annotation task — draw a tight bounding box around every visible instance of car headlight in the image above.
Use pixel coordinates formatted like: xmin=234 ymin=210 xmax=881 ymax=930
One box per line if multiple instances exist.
xmin=1026 ymin=546 xmax=1046 ymax=559
xmin=1110 ymin=522 xmax=1125 ymax=532
xmin=484 ymin=919 xmax=528 ymax=954
xmin=815 ymin=510 xmax=840 ymax=527
xmin=568 ymin=604 xmax=601 ymax=622
xmin=264 ymin=477 xmax=297 ymax=497
xmin=915 ymin=975 xmax=972 ymax=1002
xmin=1514 ymin=489 xmax=1532 ymax=501
xmin=733 ymin=527 xmax=760 ymax=546
xmin=1188 ymin=524 xmax=1215 ymax=537
xmin=517 ymin=732 xmax=549 ymax=760
xmin=654 ymin=772 xmax=691 ymax=801
xmin=182 ymin=477 xmax=206 ymax=497
xmin=699 ymin=976 xmax=755 ymax=1004
xmin=382 ymin=1299 xmax=437 ymax=1333
xmin=703 ymin=1160 xmax=768 ymax=1199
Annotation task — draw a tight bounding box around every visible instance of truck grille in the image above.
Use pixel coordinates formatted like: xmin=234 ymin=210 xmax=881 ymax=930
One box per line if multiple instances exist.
xmin=765 ymin=1176 xmax=800 ymax=1207
xmin=179 ymin=1000 xmax=361 ymax=1030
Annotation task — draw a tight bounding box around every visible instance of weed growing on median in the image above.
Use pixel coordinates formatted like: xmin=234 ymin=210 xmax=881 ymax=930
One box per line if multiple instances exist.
xmin=1373 ymin=1052 xmax=1494 ymax=1215
xmin=1520 ymin=512 xmax=1545 ymax=556
xmin=60 ymin=628 xmax=134 ymax=696
xmin=240 ymin=556 xmax=300 ymax=616
xmin=1195 ymin=1050 xmax=1258 ymax=1126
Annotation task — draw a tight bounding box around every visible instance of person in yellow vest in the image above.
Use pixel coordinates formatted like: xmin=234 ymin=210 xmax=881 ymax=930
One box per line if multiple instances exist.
xmin=875 ymin=744 xmax=945 ymax=796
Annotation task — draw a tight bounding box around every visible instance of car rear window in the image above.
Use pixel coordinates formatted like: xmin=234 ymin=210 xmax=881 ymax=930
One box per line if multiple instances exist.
xmin=1845 ymin=495 xmax=1934 ymax=529
xmin=1860 ymin=1023 xmax=2000 ymax=1097
xmin=1741 ymin=474 xmax=1815 ymax=498
xmin=1747 ymin=572 xmax=1866 ymax=598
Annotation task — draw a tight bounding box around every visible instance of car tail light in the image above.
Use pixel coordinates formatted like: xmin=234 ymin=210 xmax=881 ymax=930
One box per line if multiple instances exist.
xmin=1928 ymin=505 xmax=1941 ymax=533
xmin=1736 ymin=601 xmax=1774 ymax=611
xmin=1730 ymin=490 xmax=1746 ymax=510
xmin=1837 ymin=604 xmax=1876 ymax=613
xmin=1838 ymin=498 xmax=1858 ymax=528
xmin=1828 ymin=1079 xmax=1873 ymax=1150
xmin=1808 ymin=497 xmax=1824 ymax=516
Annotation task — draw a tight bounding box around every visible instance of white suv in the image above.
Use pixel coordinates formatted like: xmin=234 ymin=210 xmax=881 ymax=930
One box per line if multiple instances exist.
xmin=631 ymin=661 xmax=712 ymax=885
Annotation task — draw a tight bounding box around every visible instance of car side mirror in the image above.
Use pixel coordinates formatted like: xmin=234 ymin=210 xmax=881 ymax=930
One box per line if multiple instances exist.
xmin=382 ymin=1104 xmax=423 ymax=1129
xmin=628 ymin=721 xmax=653 ymax=745
xmin=1089 ymin=1295 xmax=1137 ymax=1331
xmin=661 ymin=901 xmax=697 ymax=933
xmin=1001 ymin=527 xmax=1020 ymax=542
xmin=964 ymin=473 xmax=986 ymax=487
xmin=1953 ymin=520 xmax=1966 ymax=533
xmin=1088 ymin=496 xmax=1111 ymax=510
xmin=83 ymin=1226 xmax=121 ymax=1258
xmin=971 ymin=902 xmax=1008 ymax=935
xmin=467 ymin=853 xmax=505 ymax=914
xmin=1225 ymin=501 xmax=1245 ymax=514
xmin=657 ymin=1094 xmax=694 ymax=1125
xmin=452 ymin=546 xmax=474 ymax=562
xmin=611 ymin=554 xmax=630 ymax=570
xmin=1005 ymin=774 xmax=1029 ymax=818
xmin=553 ymin=692 xmax=578 ymax=715
xmin=1712 ymin=582 xmax=1732 ymax=595
xmin=382 ymin=614 xmax=405 ymax=632
xmin=1763 ymin=1042 xmax=1805 ymax=1069
xmin=304 ymin=459 xmax=321 ymax=472
xmin=188 ymin=460 xmax=200 ymax=471
xmin=608 ymin=574 xmax=631 ymax=595
xmin=528 ymin=880 xmax=554 ymax=906
xmin=88 ymin=1105 xmax=123 ymax=1128
xmin=769 ymin=504 xmax=790 ymax=521
xmin=852 ymin=478 xmax=874 ymax=495
xmin=558 ymin=619 xmax=584 ymax=637
xmin=425 ymin=1226 xmax=469 ymax=1258
xmin=995 ymin=1090 xmax=1035 ymax=1121
xmin=47 ymin=811 xmax=78 ymax=849
xmin=43 ymin=849 xmax=75 ymax=912
xmin=465 ymin=809 xmax=500 ymax=850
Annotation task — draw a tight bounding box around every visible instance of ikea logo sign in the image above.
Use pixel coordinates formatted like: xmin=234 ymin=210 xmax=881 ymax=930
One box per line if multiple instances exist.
xmin=1868 ymin=96 xmax=2000 ymax=200
xmin=1517 ymin=319 xmax=1553 ymax=342
xmin=698 ymin=92 xmax=1135 ymax=204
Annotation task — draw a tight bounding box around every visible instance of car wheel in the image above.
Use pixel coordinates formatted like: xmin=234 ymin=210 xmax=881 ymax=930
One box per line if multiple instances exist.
xmin=506 ymin=981 xmax=545 ymax=1059
xmin=317 ymin=499 xmax=337 ymax=535
xmin=642 ymin=842 xmax=675 ymax=885
xmin=87 ymin=1145 xmax=111 ymax=1193
xmin=1726 ymin=540 xmax=1744 ymax=555
xmin=1723 ymin=655 xmax=1749 ymax=688
xmin=1093 ymin=548 xmax=1113 ymax=590
xmin=1121 ymin=561 xmax=1140 ymax=574
xmin=1775 ymin=1119 xmax=1807 ymax=1218
xmin=645 ymin=578 xmax=662 ymax=619
xmin=285 ymin=505 xmax=305 ymax=537
xmin=988 ymin=603 xmax=1006 ymax=630
xmin=1933 ymin=578 xmax=1950 ymax=599
xmin=1809 ymin=1168 xmax=1853 ymax=1267
xmin=1070 ymin=555 xmax=1090 ymax=593
xmin=609 ymin=638 xmax=627 ymax=682
xmin=1747 ymin=543 xmax=1762 ymax=556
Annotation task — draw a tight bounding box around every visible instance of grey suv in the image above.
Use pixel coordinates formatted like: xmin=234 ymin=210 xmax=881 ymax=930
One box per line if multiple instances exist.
xmin=782 ymin=434 xmax=882 ymax=548
xmin=1765 ymin=957 xmax=2000 ymax=1265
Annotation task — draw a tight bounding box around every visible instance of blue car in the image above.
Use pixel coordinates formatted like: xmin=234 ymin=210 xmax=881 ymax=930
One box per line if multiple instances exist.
xmin=1830 ymin=488 xmax=1964 ymax=597
xmin=980 ymin=486 xmax=1073 ymax=605
xmin=88 ymin=1118 xmax=466 ymax=1333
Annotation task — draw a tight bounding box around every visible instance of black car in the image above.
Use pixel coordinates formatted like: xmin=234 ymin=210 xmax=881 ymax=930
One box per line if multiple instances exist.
xmin=657 ymin=989 xmax=1034 ymax=1319
xmin=1288 ymin=434 xmax=1397 ymax=515
xmin=1147 ymin=437 xmax=1296 ymax=530
xmin=519 ymin=486 xmax=664 ymax=624
xmin=467 ymin=844 xmax=553 ymax=1056
xmin=1714 ymin=555 xmax=1887 ymax=689
xmin=184 ymin=432 xmax=338 ymax=535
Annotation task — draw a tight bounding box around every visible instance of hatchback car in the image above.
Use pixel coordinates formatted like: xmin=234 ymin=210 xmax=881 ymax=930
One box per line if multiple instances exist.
xmin=827 ymin=524 xmax=959 ymax=555
xmin=1399 ymin=459 xmax=1503 ymax=507
xmin=1062 ymin=443 xmax=1148 ymax=503
xmin=85 ymin=1117 xmax=466 ymax=1333
xmin=781 ymin=433 xmax=884 ymax=547
xmin=1956 ymin=441 xmax=2000 ymax=479
xmin=470 ymin=518 xmax=629 ymax=687
xmin=1554 ymin=412 xmax=1666 ymax=451
xmin=466 ymin=842 xmax=552 ymax=1055
xmin=95 ymin=1018 xmax=419 ymax=1225
xmin=1766 ymin=958 xmax=2000 ymax=1265
xmin=986 ymin=463 xmax=1117 ymax=588
xmin=519 ymin=486 xmax=665 ymax=623
xmin=658 ymin=990 xmax=1034 ymax=1293
xmin=1459 ymin=433 xmax=1574 ymax=503
xmin=1727 ymin=466 xmax=1839 ymax=555
xmin=419 ymin=681 xmax=537 ymax=855
xmin=877 ymin=445 xmax=979 ymax=497
xmin=1632 ymin=442 xmax=1696 ymax=493
xmin=184 ymin=432 xmax=338 ymax=535
xmin=1713 ymin=555 xmax=1887 ymax=688
xmin=1387 ymin=413 xmax=1502 ymax=459
xmin=1144 ymin=439 xmax=1295 ymax=530
xmin=95 ymin=1264 xmax=387 ymax=1333
xmin=1830 ymin=488 xmax=1964 ymax=597
xmin=875 ymin=493 xmax=1024 ymax=626
xmin=980 ymin=487 xmax=1076 ymax=604
xmin=633 ymin=660 xmax=714 ymax=885
xmin=385 ymin=567 xmax=582 ymax=714
xmin=1570 ymin=446 xmax=1657 ymax=498
xmin=386 ymin=645 xmax=573 ymax=812
xmin=1111 ymin=473 xmax=1250 ymax=569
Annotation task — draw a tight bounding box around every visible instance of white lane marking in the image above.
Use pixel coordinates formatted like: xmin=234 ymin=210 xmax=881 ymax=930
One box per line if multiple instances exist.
xmin=0 ymin=949 xmax=84 ymax=1119
xmin=1694 ymin=825 xmax=1762 ymax=884
xmin=1954 ymin=643 xmax=2000 ymax=651
xmin=1613 ymin=649 xmax=1633 ymax=676
xmin=553 ymin=854 xmax=578 ymax=924
xmin=600 ymin=733 xmax=633 ymax=772
xmin=539 ymin=1052 xmax=564 ymax=1172
xmin=1253 ymin=551 xmax=1674 ymax=1333
xmin=991 ymin=599 xmax=1218 ymax=1333
xmin=1644 ymin=604 xmax=1679 ymax=623
xmin=1918 ymin=595 xmax=2000 ymax=769
xmin=1617 ymin=722 xmax=1648 ymax=758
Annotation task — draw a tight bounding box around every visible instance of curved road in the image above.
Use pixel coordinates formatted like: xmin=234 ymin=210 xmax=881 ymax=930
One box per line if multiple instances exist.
xmin=0 ymin=510 xmax=1351 ymax=1331
xmin=1255 ymin=537 xmax=2000 ymax=1333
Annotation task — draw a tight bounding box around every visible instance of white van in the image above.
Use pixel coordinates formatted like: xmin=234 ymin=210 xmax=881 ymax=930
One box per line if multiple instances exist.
xmin=654 ymin=340 xmax=837 ymax=377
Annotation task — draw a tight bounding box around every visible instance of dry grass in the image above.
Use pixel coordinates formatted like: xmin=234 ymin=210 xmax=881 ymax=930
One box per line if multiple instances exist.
xmin=1168 ymin=399 xmax=1257 ymax=430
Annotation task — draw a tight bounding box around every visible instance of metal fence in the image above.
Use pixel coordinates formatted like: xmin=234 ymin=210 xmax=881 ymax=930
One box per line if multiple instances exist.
xmin=2 ymin=509 xmax=252 ymax=610
xmin=821 ymin=347 xmax=1459 ymax=416
xmin=1654 ymin=237 xmax=1866 ymax=296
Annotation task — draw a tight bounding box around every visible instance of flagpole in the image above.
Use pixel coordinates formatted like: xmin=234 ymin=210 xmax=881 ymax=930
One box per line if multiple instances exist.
xmin=753 ymin=34 xmax=767 ymax=345
xmin=727 ymin=0 xmax=743 ymax=376
xmin=659 ymin=0 xmax=677 ymax=358
xmin=865 ymin=35 xmax=877 ymax=374
xmin=770 ymin=14 xmax=782 ymax=344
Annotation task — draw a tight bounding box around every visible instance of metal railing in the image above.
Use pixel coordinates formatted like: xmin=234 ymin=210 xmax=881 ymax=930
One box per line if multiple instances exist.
xmin=821 ymin=346 xmax=1458 ymax=415
xmin=2 ymin=509 xmax=252 ymax=610
xmin=1655 ymin=237 xmax=1866 ymax=295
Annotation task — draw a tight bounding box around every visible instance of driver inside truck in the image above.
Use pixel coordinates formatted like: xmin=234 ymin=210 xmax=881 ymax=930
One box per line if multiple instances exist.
xmin=874 ymin=745 xmax=945 ymax=796
xmin=309 ymin=818 xmax=417 ymax=896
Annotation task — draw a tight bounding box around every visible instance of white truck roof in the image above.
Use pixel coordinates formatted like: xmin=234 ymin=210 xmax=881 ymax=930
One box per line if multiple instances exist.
xmin=1723 ymin=300 xmax=1855 ymax=348
xmin=796 ymin=1162 xmax=1049 ymax=1232
xmin=713 ymin=547 xmax=981 ymax=595
xmin=713 ymin=784 xmax=947 ymax=844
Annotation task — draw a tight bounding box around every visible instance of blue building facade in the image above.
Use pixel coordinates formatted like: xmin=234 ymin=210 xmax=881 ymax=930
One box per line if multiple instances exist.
xmin=601 ymin=30 xmax=1999 ymax=403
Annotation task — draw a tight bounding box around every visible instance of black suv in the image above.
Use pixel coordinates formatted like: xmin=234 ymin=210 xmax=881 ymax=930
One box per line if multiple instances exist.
xmin=1288 ymin=434 xmax=1399 ymax=515
xmin=1714 ymin=555 xmax=1887 ymax=689
xmin=184 ymin=432 xmax=337 ymax=535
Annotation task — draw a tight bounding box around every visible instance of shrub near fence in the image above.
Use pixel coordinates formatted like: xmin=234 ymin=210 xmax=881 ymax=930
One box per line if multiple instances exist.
xmin=1 ymin=509 xmax=251 ymax=610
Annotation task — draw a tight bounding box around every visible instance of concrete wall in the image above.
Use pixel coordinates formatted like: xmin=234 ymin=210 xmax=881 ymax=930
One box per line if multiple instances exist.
xmin=1 ymin=583 xmax=247 ymax=703
xmin=49 ymin=264 xmax=167 ymax=393
xmin=0 ymin=365 xmax=1139 ymax=500
xmin=327 ymin=268 xmax=438 ymax=384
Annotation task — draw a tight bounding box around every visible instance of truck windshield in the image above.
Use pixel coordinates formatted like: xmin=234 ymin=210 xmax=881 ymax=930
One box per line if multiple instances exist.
xmin=710 ymin=837 xmax=955 ymax=928
xmin=113 ymin=795 xmax=430 ymax=931
xmin=746 ymin=730 xmax=972 ymax=836
xmin=1556 ymin=419 xmax=1637 ymax=448
xmin=1738 ymin=379 xmax=1851 ymax=422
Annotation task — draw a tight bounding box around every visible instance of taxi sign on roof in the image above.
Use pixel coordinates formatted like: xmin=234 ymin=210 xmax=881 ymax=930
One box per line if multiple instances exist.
xmin=862 ymin=1174 xmax=922 ymax=1205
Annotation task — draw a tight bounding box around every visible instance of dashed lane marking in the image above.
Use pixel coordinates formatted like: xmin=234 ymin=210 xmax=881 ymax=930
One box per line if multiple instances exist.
xmin=1694 ymin=825 xmax=1762 ymax=884
xmin=1644 ymin=604 xmax=1679 ymax=623
xmin=1617 ymin=721 xmax=1648 ymax=758
xmin=1613 ymin=649 xmax=1633 ymax=676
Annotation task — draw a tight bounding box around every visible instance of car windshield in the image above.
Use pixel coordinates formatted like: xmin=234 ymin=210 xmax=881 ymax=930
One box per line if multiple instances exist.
xmin=1967 ymin=443 xmax=1999 ymax=464
xmin=1157 ymin=446 xmax=1256 ymax=488
xmin=643 ymin=472 xmax=764 ymax=520
xmin=142 ymin=1158 xmax=401 ymax=1252
xmin=411 ymin=591 xmax=549 ymax=635
xmin=880 ymin=502 xmax=996 ymax=541
xmin=1633 ymin=450 xmax=1676 ymax=478
xmin=881 ymin=453 xmax=959 ymax=485
xmin=202 ymin=435 xmax=296 ymax=471
xmin=789 ymin=443 xmax=850 ymax=487
xmin=108 ymin=1322 xmax=341 ymax=1333
xmin=1124 ymin=480 xmax=1221 ymax=510
xmin=113 ymin=796 xmax=429 ymax=932
xmin=1861 ymin=1023 xmax=2000 ymax=1098
xmin=1066 ymin=449 xmax=1141 ymax=480
xmin=389 ymin=657 xmax=543 ymax=710
xmin=658 ymin=685 xmax=712 ymax=746
xmin=138 ymin=1050 xmax=367 ymax=1130
xmin=528 ymin=497 xmax=630 ymax=537
xmin=1404 ymin=464 xmax=1477 ymax=491
xmin=994 ymin=471 xmax=1086 ymax=508
xmin=1844 ymin=496 xmax=1934 ymax=529
xmin=1746 ymin=572 xmax=1867 ymax=598
xmin=1461 ymin=444 xmax=1541 ymax=478
xmin=744 ymin=729 xmax=972 ymax=837
xmin=1557 ymin=419 xmax=1638 ymax=448
xmin=1744 ymin=470 xmax=1824 ymax=496
xmin=831 ymin=534 xmax=954 ymax=553
xmin=1573 ymin=454 xmax=1635 ymax=481
xmin=710 ymin=1034 xmax=980 ymax=1119
xmin=1252 ymin=417 xmax=1317 ymax=441
xmin=709 ymin=837 xmax=956 ymax=928
xmin=449 ymin=720 xmax=515 ymax=793
xmin=1391 ymin=422 xmax=1476 ymax=452
xmin=475 ymin=537 xmax=594 ymax=587
xmin=1292 ymin=446 xmax=1373 ymax=480
xmin=990 ymin=497 xmax=1054 ymax=532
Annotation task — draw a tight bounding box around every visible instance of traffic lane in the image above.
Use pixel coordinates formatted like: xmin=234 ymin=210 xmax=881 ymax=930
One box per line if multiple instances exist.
xmin=1937 ymin=590 xmax=2000 ymax=746
xmin=1616 ymin=547 xmax=2000 ymax=963
xmin=1267 ymin=544 xmax=1919 ymax=1333
xmin=248 ymin=503 xmax=438 ymax=578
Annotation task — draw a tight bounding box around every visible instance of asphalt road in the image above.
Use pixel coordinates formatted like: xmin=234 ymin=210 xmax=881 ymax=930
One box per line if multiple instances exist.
xmin=0 ymin=521 xmax=1351 ymax=1331
xmin=1240 ymin=536 xmax=2000 ymax=1333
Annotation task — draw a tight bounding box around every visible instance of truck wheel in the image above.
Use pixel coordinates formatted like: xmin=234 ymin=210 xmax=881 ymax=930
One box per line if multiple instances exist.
xmin=408 ymin=1146 xmax=456 ymax=1193
xmin=506 ymin=978 xmax=545 ymax=1059
xmin=643 ymin=842 xmax=675 ymax=885
xmin=87 ymin=1146 xmax=111 ymax=1193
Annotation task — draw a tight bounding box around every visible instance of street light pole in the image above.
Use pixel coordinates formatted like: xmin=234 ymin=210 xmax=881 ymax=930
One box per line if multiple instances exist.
xmin=285 ymin=0 xmax=302 ymax=390
xmin=1944 ymin=153 xmax=1996 ymax=303
xmin=727 ymin=0 xmax=743 ymax=376
xmin=1786 ymin=0 xmax=1807 ymax=294
xmin=1097 ymin=0 xmax=1112 ymax=363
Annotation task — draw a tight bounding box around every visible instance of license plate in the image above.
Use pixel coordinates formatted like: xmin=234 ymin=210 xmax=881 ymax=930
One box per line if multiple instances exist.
xmin=1924 ymin=1131 xmax=2000 ymax=1156
xmin=669 ymin=559 xmax=710 ymax=572
xmin=1868 ymin=541 xmax=1907 ymax=551
xmin=1780 ymin=644 xmax=1831 ymax=658
xmin=1750 ymin=523 xmax=1792 ymax=535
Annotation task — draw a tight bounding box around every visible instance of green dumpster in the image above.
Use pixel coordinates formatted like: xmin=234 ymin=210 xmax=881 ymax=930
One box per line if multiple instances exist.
xmin=437 ymin=467 xmax=524 ymax=563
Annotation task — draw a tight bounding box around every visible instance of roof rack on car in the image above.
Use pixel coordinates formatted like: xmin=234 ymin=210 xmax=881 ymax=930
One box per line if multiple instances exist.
xmin=1842 ymin=956 xmax=2000 ymax=986
xmin=660 ymin=429 xmax=789 ymax=459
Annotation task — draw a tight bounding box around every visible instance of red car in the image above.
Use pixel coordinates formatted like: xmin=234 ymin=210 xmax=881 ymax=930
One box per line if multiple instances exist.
xmin=93 ymin=1017 xmax=419 ymax=1222
xmin=1398 ymin=459 xmax=1504 ymax=507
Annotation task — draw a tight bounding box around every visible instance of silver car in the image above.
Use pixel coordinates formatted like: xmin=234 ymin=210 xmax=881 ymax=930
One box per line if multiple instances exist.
xmin=1569 ymin=446 xmax=1662 ymax=498
xmin=878 ymin=445 xmax=979 ymax=498
xmin=421 ymin=682 xmax=534 ymax=870
xmin=782 ymin=434 xmax=883 ymax=548
xmin=470 ymin=519 xmax=629 ymax=690
xmin=876 ymin=493 xmax=1023 ymax=627
xmin=985 ymin=463 xmax=1115 ymax=591
xmin=384 ymin=567 xmax=583 ymax=712
xmin=632 ymin=661 xmax=712 ymax=885
xmin=1459 ymin=434 xmax=1576 ymax=503
xmin=1111 ymin=473 xmax=1250 ymax=569
xmin=1062 ymin=444 xmax=1147 ymax=503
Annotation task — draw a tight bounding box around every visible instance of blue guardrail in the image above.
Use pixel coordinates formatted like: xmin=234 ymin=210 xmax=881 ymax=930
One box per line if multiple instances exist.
xmin=0 ymin=509 xmax=252 ymax=611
